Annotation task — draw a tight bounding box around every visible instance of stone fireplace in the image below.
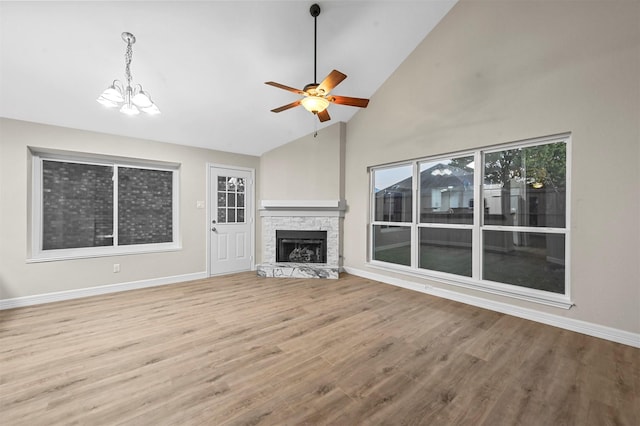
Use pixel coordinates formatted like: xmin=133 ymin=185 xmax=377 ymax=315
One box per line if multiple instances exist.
xmin=257 ymin=200 xmax=344 ymax=279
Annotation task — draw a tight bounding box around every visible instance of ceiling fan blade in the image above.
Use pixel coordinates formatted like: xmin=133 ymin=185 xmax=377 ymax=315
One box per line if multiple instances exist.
xmin=271 ymin=100 xmax=302 ymax=113
xmin=317 ymin=70 xmax=347 ymax=95
xmin=317 ymin=109 xmax=331 ymax=122
xmin=265 ymin=81 xmax=305 ymax=95
xmin=329 ymin=95 xmax=370 ymax=108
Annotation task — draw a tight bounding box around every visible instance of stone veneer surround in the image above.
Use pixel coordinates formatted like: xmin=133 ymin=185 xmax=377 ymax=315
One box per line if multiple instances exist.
xmin=257 ymin=200 xmax=344 ymax=279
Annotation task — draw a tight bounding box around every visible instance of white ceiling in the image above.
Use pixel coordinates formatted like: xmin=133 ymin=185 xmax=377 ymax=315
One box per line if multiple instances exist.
xmin=0 ymin=1 xmax=456 ymax=156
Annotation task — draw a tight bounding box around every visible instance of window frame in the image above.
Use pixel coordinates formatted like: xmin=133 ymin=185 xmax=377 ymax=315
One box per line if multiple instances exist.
xmin=30 ymin=149 xmax=181 ymax=262
xmin=369 ymin=162 xmax=415 ymax=265
xmin=368 ymin=134 xmax=572 ymax=308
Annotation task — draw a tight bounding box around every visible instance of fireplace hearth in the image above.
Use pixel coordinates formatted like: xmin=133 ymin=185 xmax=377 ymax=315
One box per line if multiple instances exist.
xmin=276 ymin=230 xmax=327 ymax=263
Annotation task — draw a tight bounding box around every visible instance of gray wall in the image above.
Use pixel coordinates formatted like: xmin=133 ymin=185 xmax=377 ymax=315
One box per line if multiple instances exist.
xmin=0 ymin=118 xmax=260 ymax=299
xmin=343 ymin=0 xmax=640 ymax=333
xmin=260 ymin=122 xmax=345 ymax=201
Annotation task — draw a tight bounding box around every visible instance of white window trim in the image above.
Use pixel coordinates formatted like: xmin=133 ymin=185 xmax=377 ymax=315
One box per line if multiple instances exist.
xmin=367 ymin=133 xmax=572 ymax=309
xmin=29 ymin=149 xmax=181 ymax=262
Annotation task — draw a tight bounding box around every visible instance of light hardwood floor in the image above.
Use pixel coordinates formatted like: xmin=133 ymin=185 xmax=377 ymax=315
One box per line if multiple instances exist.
xmin=1 ymin=272 xmax=638 ymax=425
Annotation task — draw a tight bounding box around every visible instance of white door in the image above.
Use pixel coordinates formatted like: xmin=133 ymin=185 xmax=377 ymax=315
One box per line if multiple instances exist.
xmin=209 ymin=166 xmax=253 ymax=275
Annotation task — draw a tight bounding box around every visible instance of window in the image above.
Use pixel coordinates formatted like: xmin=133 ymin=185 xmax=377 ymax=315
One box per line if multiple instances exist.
xmin=31 ymin=151 xmax=179 ymax=260
xmin=369 ymin=135 xmax=570 ymax=307
xmin=419 ymin=154 xmax=475 ymax=277
xmin=372 ymin=165 xmax=412 ymax=265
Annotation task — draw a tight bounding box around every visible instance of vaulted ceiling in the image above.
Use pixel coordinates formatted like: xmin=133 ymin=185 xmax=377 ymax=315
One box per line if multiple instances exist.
xmin=0 ymin=1 xmax=456 ymax=156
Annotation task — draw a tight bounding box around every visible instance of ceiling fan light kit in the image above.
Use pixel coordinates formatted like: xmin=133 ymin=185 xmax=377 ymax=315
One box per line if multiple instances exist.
xmin=97 ymin=32 xmax=160 ymax=116
xmin=300 ymin=96 xmax=330 ymax=113
xmin=265 ymin=3 xmax=369 ymax=122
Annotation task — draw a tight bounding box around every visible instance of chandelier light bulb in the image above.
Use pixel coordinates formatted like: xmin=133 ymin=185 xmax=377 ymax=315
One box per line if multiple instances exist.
xmin=100 ymin=81 xmax=124 ymax=103
xmin=132 ymin=93 xmax=152 ymax=108
xmin=120 ymin=103 xmax=140 ymax=115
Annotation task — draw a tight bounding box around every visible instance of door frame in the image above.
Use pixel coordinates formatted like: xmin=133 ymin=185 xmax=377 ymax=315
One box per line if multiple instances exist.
xmin=206 ymin=163 xmax=256 ymax=276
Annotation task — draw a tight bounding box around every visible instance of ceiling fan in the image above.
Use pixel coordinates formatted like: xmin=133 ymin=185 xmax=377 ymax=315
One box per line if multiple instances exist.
xmin=265 ymin=3 xmax=369 ymax=122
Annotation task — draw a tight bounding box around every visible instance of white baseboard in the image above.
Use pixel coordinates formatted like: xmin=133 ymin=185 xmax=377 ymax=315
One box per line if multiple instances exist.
xmin=0 ymin=272 xmax=208 ymax=310
xmin=344 ymin=266 xmax=640 ymax=349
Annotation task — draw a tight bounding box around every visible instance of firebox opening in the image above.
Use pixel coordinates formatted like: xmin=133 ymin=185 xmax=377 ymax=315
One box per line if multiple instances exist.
xmin=276 ymin=230 xmax=327 ymax=263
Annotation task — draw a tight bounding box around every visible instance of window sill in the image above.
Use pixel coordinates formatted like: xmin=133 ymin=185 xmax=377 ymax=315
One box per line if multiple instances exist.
xmin=27 ymin=244 xmax=182 ymax=263
xmin=366 ymin=261 xmax=573 ymax=309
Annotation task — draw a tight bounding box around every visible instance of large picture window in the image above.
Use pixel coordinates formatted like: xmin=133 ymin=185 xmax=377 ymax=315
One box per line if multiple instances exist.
xmin=32 ymin=151 xmax=179 ymax=260
xmin=369 ymin=135 xmax=570 ymax=307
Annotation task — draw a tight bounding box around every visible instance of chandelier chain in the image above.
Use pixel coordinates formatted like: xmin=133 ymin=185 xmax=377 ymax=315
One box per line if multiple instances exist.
xmin=124 ymin=40 xmax=133 ymax=87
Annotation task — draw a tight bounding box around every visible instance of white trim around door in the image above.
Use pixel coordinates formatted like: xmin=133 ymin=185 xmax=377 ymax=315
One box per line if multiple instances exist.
xmin=206 ymin=163 xmax=256 ymax=276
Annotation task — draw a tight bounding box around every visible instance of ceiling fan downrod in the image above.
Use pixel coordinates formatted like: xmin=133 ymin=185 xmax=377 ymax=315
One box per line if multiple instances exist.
xmin=310 ymin=3 xmax=321 ymax=85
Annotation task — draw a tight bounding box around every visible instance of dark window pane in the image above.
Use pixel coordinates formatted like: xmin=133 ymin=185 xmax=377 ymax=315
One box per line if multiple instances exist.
xmin=419 ymin=156 xmax=474 ymax=224
xmin=118 ymin=167 xmax=173 ymax=245
xmin=227 ymin=208 xmax=236 ymax=223
xmin=237 ymin=178 xmax=245 ymax=193
xmin=372 ymin=225 xmax=411 ymax=266
xmin=218 ymin=208 xmax=227 ymax=223
xmin=218 ymin=192 xmax=226 ymax=207
xmin=237 ymin=193 xmax=245 ymax=207
xmin=419 ymin=228 xmax=472 ymax=277
xmin=217 ymin=176 xmax=227 ymax=191
xmin=373 ymin=165 xmax=413 ymax=222
xmin=483 ymin=230 xmax=565 ymax=293
xmin=483 ymin=142 xmax=566 ymax=228
xmin=228 ymin=193 xmax=236 ymax=207
xmin=237 ymin=208 xmax=245 ymax=223
xmin=227 ymin=177 xmax=236 ymax=192
xmin=42 ymin=161 xmax=114 ymax=250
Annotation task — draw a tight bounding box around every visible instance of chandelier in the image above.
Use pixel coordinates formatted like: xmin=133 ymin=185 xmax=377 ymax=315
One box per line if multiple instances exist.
xmin=97 ymin=32 xmax=160 ymax=116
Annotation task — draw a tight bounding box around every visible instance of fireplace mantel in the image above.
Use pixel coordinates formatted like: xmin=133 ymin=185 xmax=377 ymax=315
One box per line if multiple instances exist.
xmin=259 ymin=199 xmax=346 ymax=217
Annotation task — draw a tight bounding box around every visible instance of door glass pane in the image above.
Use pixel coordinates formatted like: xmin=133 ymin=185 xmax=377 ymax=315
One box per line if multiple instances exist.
xmin=217 ymin=208 xmax=226 ymax=223
xmin=227 ymin=208 xmax=236 ymax=223
xmin=483 ymin=142 xmax=566 ymax=228
xmin=217 ymin=176 xmax=227 ymax=191
xmin=42 ymin=161 xmax=114 ymax=249
xmin=419 ymin=228 xmax=472 ymax=277
xmin=228 ymin=193 xmax=236 ymax=207
xmin=218 ymin=192 xmax=226 ymax=207
xmin=373 ymin=165 xmax=413 ymax=222
xmin=237 ymin=209 xmax=245 ymax=223
xmin=372 ymin=225 xmax=411 ymax=266
xmin=227 ymin=177 xmax=236 ymax=192
xmin=237 ymin=193 xmax=245 ymax=208
xmin=419 ymin=156 xmax=474 ymax=225
xmin=483 ymin=230 xmax=565 ymax=294
xmin=237 ymin=178 xmax=245 ymax=193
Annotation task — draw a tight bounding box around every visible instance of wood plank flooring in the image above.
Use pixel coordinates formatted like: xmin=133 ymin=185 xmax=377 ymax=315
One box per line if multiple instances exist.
xmin=1 ymin=272 xmax=638 ymax=425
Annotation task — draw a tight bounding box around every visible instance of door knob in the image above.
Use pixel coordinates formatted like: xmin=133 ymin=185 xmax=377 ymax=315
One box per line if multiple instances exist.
xmin=211 ymin=227 xmax=217 ymax=232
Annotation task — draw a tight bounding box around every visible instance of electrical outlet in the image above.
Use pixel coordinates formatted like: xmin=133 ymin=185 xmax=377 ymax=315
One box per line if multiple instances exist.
xmin=113 ymin=263 xmax=120 ymax=273
xmin=196 ymin=200 xmax=205 ymax=209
